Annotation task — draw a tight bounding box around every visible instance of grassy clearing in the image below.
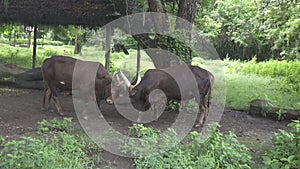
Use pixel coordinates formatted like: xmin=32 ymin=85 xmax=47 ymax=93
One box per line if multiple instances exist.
xmin=225 ymin=58 xmax=300 ymax=92
xmin=0 ymin=43 xmax=74 ymax=68
xmin=223 ymin=58 xmax=300 ymax=110
xmin=225 ymin=73 xmax=300 ymax=110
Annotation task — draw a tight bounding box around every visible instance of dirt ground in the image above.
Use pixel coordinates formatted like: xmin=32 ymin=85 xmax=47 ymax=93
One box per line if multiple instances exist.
xmin=0 ymin=85 xmax=292 ymax=168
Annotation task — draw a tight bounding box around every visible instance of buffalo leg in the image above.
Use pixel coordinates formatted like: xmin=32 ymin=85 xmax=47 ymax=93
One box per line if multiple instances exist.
xmin=195 ymin=95 xmax=207 ymax=127
xmin=137 ymin=111 xmax=142 ymax=123
xmin=48 ymin=82 xmax=64 ymax=115
xmin=52 ymin=96 xmax=64 ymax=116
xmin=42 ymin=82 xmax=49 ymax=110
xmin=133 ymin=111 xmax=144 ymax=125
xmin=196 ymin=107 xmax=205 ymax=128
xmin=42 ymin=88 xmax=52 ymax=111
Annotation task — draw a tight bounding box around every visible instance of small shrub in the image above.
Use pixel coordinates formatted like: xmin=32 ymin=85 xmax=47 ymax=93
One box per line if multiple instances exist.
xmin=38 ymin=117 xmax=73 ymax=133
xmin=274 ymin=109 xmax=287 ymax=121
xmin=262 ymin=120 xmax=300 ymax=169
xmin=185 ymin=124 xmax=252 ymax=169
xmin=122 ymin=124 xmax=252 ymax=169
xmin=0 ymin=132 xmax=94 ymax=169
xmin=75 ymin=132 xmax=103 ymax=164
xmin=167 ymin=100 xmax=180 ymax=111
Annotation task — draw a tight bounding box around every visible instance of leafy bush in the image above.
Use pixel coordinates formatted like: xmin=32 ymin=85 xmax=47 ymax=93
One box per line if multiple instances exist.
xmin=0 ymin=132 xmax=94 ymax=169
xmin=38 ymin=117 xmax=73 ymax=133
xmin=187 ymin=129 xmax=252 ymax=169
xmin=262 ymin=120 xmax=300 ymax=169
xmin=123 ymin=124 xmax=252 ymax=169
xmin=167 ymin=100 xmax=180 ymax=111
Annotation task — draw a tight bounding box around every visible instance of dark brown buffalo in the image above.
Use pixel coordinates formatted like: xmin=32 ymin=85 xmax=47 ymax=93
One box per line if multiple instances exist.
xmin=112 ymin=65 xmax=214 ymax=127
xmin=41 ymin=56 xmax=112 ymax=115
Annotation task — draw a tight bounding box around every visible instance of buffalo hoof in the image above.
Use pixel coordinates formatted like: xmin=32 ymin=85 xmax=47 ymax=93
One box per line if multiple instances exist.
xmin=194 ymin=123 xmax=203 ymax=128
xmin=105 ymin=97 xmax=114 ymax=105
xmin=58 ymin=112 xmax=65 ymax=116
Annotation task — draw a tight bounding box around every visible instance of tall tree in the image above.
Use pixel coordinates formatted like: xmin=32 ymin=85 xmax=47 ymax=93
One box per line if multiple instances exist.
xmin=114 ymin=0 xmax=200 ymax=68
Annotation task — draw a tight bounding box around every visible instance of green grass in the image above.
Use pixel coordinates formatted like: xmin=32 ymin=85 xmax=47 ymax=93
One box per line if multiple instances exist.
xmin=0 ymin=43 xmax=74 ymax=68
xmin=225 ymin=73 xmax=300 ymax=110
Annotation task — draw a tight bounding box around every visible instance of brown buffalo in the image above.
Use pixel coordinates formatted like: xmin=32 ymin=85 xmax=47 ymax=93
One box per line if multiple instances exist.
xmin=112 ymin=65 xmax=214 ymax=127
xmin=41 ymin=56 xmax=112 ymax=115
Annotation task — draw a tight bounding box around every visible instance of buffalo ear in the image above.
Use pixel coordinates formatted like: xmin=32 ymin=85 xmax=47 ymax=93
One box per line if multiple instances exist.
xmin=129 ymin=89 xmax=137 ymax=96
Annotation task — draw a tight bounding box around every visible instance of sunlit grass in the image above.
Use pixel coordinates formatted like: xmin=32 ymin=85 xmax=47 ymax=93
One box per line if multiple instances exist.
xmin=0 ymin=44 xmax=74 ymax=68
xmin=225 ymin=73 xmax=300 ymax=110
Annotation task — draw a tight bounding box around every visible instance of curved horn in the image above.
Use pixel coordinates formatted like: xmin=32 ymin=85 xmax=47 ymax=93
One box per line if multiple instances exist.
xmin=132 ymin=73 xmax=141 ymax=88
xmin=113 ymin=70 xmax=121 ymax=83
xmin=119 ymin=70 xmax=131 ymax=88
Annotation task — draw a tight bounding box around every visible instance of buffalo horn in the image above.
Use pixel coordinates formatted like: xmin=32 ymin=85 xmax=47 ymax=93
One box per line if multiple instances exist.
xmin=119 ymin=70 xmax=131 ymax=88
xmin=132 ymin=74 xmax=141 ymax=88
xmin=113 ymin=70 xmax=121 ymax=83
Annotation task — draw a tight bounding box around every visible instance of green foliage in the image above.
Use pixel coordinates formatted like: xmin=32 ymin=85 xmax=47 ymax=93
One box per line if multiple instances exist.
xmin=0 ymin=132 xmax=94 ymax=169
xmin=38 ymin=117 xmax=73 ymax=133
xmin=75 ymin=132 xmax=103 ymax=164
xmin=123 ymin=124 xmax=252 ymax=169
xmin=262 ymin=120 xmax=300 ymax=169
xmin=187 ymin=128 xmax=252 ymax=169
xmin=225 ymin=73 xmax=300 ymax=110
xmin=128 ymin=124 xmax=160 ymax=138
xmin=167 ymin=100 xmax=180 ymax=111
xmin=274 ymin=109 xmax=287 ymax=121
xmin=167 ymin=99 xmax=199 ymax=113
xmin=259 ymin=0 xmax=300 ymax=60
xmin=120 ymin=36 xmax=138 ymax=50
xmin=0 ymin=43 xmax=73 ymax=68
xmin=195 ymin=0 xmax=259 ymax=60
xmin=225 ymin=58 xmax=300 ymax=92
xmin=195 ymin=0 xmax=300 ymax=60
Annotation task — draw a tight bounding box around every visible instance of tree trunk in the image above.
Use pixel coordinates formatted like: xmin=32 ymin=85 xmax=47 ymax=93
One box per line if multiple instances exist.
xmin=27 ymin=30 xmax=31 ymax=47
xmin=133 ymin=34 xmax=173 ymax=68
xmin=175 ymin=0 xmax=200 ymax=64
xmin=113 ymin=0 xmax=200 ymax=68
xmin=13 ymin=30 xmax=16 ymax=46
xmin=148 ymin=0 xmax=168 ymax=33
xmin=32 ymin=25 xmax=37 ymax=69
xmin=74 ymin=34 xmax=82 ymax=54
xmin=136 ymin=44 xmax=141 ymax=76
xmin=176 ymin=0 xmax=199 ymax=25
xmin=105 ymin=26 xmax=111 ymax=71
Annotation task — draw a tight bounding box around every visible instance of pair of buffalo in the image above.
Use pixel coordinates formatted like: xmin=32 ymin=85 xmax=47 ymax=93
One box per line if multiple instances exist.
xmin=41 ymin=56 xmax=214 ymax=127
